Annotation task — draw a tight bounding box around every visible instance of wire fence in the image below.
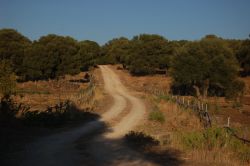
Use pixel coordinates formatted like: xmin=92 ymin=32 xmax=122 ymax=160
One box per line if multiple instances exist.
xmin=143 ymin=87 xmax=250 ymax=145
xmin=161 ymin=94 xmax=212 ymax=128
xmin=142 ymin=86 xmax=212 ymax=127
xmin=74 ymin=75 xmax=95 ymax=105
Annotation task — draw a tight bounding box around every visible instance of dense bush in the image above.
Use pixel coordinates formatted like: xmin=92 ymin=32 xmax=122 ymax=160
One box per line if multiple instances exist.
xmin=0 ymin=29 xmax=101 ymax=81
xmin=23 ymin=35 xmax=81 ymax=80
xmin=0 ymin=28 xmax=247 ymax=99
xmin=126 ymin=34 xmax=174 ymax=76
xmin=101 ymin=37 xmax=130 ymax=64
xmin=0 ymin=61 xmax=16 ymax=96
xmin=0 ymin=29 xmax=31 ymax=75
xmin=170 ymin=36 xmax=244 ymax=98
xmin=78 ymin=40 xmax=101 ymax=71
xmin=125 ymin=131 xmax=159 ymax=149
xmin=236 ymin=39 xmax=250 ymax=76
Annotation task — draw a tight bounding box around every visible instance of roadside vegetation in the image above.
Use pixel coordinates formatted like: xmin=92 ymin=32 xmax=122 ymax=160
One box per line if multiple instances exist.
xmin=1 ymin=28 xmax=250 ymax=165
xmin=177 ymin=127 xmax=250 ymax=163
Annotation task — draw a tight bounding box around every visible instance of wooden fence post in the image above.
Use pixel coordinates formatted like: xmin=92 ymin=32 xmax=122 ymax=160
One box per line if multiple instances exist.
xmin=227 ymin=117 xmax=230 ymax=127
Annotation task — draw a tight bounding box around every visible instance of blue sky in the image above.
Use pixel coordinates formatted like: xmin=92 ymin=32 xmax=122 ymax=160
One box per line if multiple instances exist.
xmin=0 ymin=0 xmax=250 ymax=44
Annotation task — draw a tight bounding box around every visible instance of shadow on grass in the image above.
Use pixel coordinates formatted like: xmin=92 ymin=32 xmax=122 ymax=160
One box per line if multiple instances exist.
xmin=20 ymin=101 xmax=99 ymax=127
xmin=1 ymin=105 xmax=183 ymax=166
xmin=0 ymin=100 xmax=101 ymax=166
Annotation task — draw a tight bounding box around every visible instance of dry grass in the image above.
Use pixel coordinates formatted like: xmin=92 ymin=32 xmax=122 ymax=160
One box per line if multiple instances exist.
xmin=108 ymin=65 xmax=250 ymax=166
xmin=13 ymin=72 xmax=94 ymax=113
xmin=137 ymin=96 xmax=203 ymax=135
xmin=111 ymin=65 xmax=171 ymax=94
xmin=240 ymin=76 xmax=250 ymax=95
xmin=182 ymin=149 xmax=243 ymax=166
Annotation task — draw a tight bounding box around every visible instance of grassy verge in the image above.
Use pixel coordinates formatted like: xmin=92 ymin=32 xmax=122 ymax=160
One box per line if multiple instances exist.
xmin=149 ymin=111 xmax=165 ymax=123
xmin=176 ymin=126 xmax=250 ymax=164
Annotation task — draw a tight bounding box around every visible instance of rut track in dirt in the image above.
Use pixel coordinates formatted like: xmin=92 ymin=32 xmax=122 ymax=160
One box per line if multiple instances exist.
xmin=100 ymin=65 xmax=146 ymax=138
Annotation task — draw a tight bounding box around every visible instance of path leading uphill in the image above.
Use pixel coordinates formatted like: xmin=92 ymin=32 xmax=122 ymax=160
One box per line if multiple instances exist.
xmin=13 ymin=65 xmax=160 ymax=166
xmin=100 ymin=65 xmax=146 ymax=138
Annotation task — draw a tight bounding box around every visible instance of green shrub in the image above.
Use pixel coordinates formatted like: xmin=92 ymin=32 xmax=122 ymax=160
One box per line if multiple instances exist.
xmin=228 ymin=137 xmax=250 ymax=163
xmin=149 ymin=110 xmax=165 ymax=123
xmin=129 ymin=61 xmax=155 ymax=76
xmin=203 ymin=127 xmax=227 ymax=149
xmin=181 ymin=127 xmax=228 ymax=150
xmin=181 ymin=131 xmax=205 ymax=149
xmin=158 ymin=95 xmax=171 ymax=101
xmin=179 ymin=127 xmax=250 ymax=163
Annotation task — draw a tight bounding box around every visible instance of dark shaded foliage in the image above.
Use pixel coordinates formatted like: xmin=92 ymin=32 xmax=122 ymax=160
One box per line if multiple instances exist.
xmin=0 ymin=97 xmax=19 ymax=124
xmin=0 ymin=29 xmax=101 ymax=81
xmin=236 ymin=39 xmax=250 ymax=76
xmin=125 ymin=131 xmax=159 ymax=150
xmin=21 ymin=101 xmax=99 ymax=127
xmin=127 ymin=34 xmax=174 ymax=75
xmin=0 ymin=28 xmax=247 ymax=99
xmin=0 ymin=29 xmax=31 ymax=75
xmin=170 ymin=36 xmax=243 ymax=98
xmin=78 ymin=40 xmax=101 ymax=71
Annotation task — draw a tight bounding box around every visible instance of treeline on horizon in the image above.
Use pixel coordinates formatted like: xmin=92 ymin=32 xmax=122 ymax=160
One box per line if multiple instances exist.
xmin=0 ymin=28 xmax=250 ymax=98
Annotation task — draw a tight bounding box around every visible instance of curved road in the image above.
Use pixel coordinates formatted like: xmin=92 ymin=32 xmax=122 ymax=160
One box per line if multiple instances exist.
xmin=100 ymin=65 xmax=146 ymax=138
xmin=17 ymin=65 xmax=153 ymax=166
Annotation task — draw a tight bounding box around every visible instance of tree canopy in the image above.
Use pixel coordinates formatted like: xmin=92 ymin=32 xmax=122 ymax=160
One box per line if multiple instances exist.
xmin=0 ymin=61 xmax=16 ymax=97
xmin=126 ymin=34 xmax=173 ymax=75
xmin=100 ymin=37 xmax=130 ymax=65
xmin=0 ymin=29 xmax=31 ymax=75
xmin=21 ymin=34 xmax=80 ymax=80
xmin=0 ymin=28 xmax=247 ymax=99
xmin=77 ymin=40 xmax=100 ymax=71
xmin=236 ymin=39 xmax=250 ymax=76
xmin=170 ymin=37 xmax=243 ymax=98
xmin=0 ymin=29 xmax=101 ymax=81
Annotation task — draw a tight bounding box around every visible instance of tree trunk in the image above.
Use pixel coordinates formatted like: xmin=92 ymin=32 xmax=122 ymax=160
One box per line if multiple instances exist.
xmin=193 ymin=85 xmax=201 ymax=99
xmin=203 ymin=79 xmax=210 ymax=99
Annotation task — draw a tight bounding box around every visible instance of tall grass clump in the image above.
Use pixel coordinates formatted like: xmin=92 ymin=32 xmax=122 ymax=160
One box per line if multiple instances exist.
xmin=157 ymin=94 xmax=172 ymax=101
xmin=149 ymin=110 xmax=165 ymax=123
xmin=178 ymin=126 xmax=250 ymax=163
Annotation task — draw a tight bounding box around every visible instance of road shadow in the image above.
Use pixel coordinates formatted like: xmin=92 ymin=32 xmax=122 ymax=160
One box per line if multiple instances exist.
xmin=0 ymin=105 xmax=101 ymax=166
xmin=75 ymin=125 xmax=184 ymax=166
xmin=1 ymin=111 xmax=183 ymax=166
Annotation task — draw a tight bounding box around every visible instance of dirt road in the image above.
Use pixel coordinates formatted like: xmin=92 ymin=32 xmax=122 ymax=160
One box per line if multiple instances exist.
xmin=12 ymin=65 xmax=161 ymax=166
xmin=100 ymin=65 xmax=146 ymax=138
